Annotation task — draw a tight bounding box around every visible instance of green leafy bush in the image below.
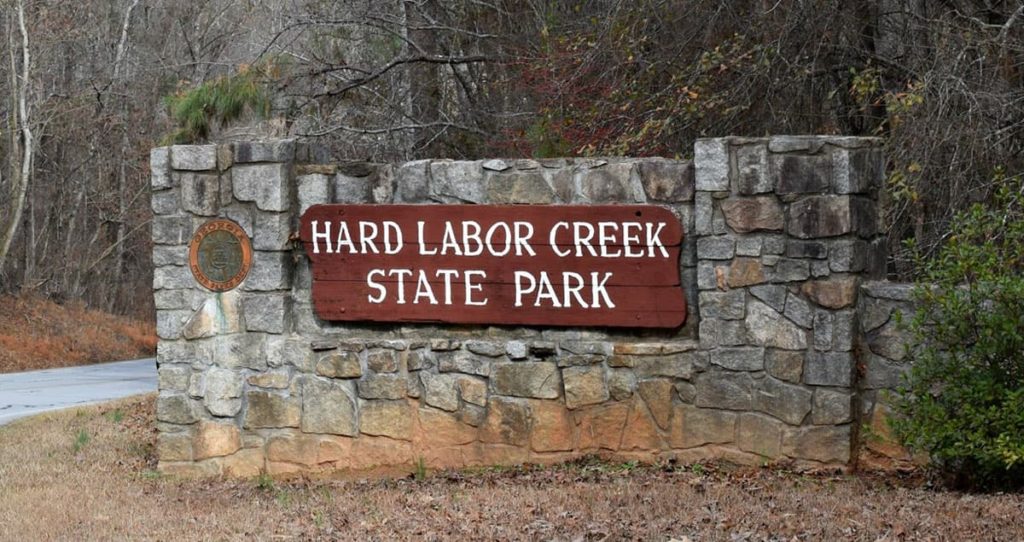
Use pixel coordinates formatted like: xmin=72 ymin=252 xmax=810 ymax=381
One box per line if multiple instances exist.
xmin=162 ymin=64 xmax=274 ymax=144
xmin=892 ymin=172 xmax=1024 ymax=489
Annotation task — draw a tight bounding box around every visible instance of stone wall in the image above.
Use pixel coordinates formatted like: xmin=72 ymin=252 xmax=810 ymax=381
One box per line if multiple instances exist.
xmin=151 ymin=136 xmax=902 ymax=477
xmin=857 ymin=281 xmax=917 ymax=467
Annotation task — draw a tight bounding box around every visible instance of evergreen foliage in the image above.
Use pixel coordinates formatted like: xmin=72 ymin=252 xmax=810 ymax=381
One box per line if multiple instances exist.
xmin=892 ymin=172 xmax=1024 ymax=489
xmin=162 ymin=64 xmax=273 ymax=144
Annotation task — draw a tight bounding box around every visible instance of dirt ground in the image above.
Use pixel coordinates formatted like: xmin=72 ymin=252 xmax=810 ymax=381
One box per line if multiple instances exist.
xmin=0 ymin=395 xmax=1022 ymax=541
xmin=0 ymin=294 xmax=156 ymax=373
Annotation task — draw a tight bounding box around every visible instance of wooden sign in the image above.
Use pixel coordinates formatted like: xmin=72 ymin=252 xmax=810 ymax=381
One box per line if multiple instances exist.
xmin=299 ymin=205 xmax=687 ymax=328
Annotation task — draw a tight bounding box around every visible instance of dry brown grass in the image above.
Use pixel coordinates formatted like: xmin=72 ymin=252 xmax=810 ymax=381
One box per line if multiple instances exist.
xmin=1 ymin=395 xmax=1023 ymax=541
xmin=0 ymin=294 xmax=156 ymax=373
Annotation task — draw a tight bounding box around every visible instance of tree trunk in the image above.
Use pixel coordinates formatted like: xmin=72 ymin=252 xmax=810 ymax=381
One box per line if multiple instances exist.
xmin=0 ymin=0 xmax=34 ymax=279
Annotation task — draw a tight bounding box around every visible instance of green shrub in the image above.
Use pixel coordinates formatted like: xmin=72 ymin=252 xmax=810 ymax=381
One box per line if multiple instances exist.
xmin=892 ymin=171 xmax=1024 ymax=489
xmin=162 ymin=63 xmax=274 ymax=144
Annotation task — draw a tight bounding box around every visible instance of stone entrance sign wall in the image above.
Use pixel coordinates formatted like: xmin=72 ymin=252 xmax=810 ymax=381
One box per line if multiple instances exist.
xmin=151 ymin=136 xmax=894 ymax=476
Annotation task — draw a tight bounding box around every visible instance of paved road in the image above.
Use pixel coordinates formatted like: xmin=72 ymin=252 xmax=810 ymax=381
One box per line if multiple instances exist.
xmin=0 ymin=358 xmax=157 ymax=426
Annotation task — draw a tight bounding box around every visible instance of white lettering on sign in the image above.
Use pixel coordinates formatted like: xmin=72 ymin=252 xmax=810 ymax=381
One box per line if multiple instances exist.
xmin=310 ymin=216 xmax=676 ymax=310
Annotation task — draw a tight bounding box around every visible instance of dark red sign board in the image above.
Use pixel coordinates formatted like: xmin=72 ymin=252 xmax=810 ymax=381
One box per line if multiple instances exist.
xmin=299 ymin=205 xmax=687 ymax=328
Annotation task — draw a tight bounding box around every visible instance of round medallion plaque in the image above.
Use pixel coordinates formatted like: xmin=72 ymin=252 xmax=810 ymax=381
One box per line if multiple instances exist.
xmin=188 ymin=219 xmax=253 ymax=291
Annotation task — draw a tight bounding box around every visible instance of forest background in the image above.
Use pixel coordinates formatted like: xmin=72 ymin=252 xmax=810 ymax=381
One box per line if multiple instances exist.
xmin=0 ymin=0 xmax=1021 ymax=319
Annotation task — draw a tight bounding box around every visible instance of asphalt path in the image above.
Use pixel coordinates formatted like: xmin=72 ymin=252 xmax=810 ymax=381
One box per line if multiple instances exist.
xmin=0 ymin=358 xmax=157 ymax=426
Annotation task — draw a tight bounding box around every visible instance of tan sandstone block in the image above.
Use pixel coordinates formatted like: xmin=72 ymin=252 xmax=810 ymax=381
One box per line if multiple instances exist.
xmin=529 ymin=400 xmax=575 ymax=452
xmin=192 ymin=421 xmax=241 ymax=460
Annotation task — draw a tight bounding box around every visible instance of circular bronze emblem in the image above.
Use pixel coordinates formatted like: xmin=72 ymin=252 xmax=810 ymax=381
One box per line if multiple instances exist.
xmin=188 ymin=219 xmax=253 ymax=291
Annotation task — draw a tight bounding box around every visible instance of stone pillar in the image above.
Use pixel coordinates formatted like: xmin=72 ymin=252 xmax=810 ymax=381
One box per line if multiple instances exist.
xmin=691 ymin=136 xmax=885 ymax=467
xmin=151 ymin=141 xmax=305 ymax=476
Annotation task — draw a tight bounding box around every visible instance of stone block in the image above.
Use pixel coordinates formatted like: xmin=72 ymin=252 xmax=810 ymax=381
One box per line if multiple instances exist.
xmin=359 ymin=400 xmax=413 ymax=439
xmin=213 ymin=333 xmax=267 ymax=371
xmin=367 ymin=350 xmax=399 ymax=373
xmin=580 ymin=162 xmax=644 ymax=203
xmin=157 ymin=393 xmax=197 ymax=424
xmin=772 ymin=153 xmax=831 ymax=194
xmin=242 ymin=293 xmax=289 ymax=334
xmin=749 ymin=284 xmax=786 ymax=312
xmin=481 ymin=396 xmax=531 ymax=446
xmin=300 ymin=378 xmax=356 ymax=435
xmin=151 ymin=147 xmax=172 ymax=188
xmin=491 ymin=362 xmax=560 ymax=399
xmin=530 ymin=400 xmax=575 ymax=452
xmin=203 ymin=367 xmax=243 ymax=417
xmin=487 ymin=172 xmax=556 ymax=203
xmin=429 ymin=161 xmax=485 ymax=203
xmin=766 ymin=349 xmax=803 ymax=383
xmin=735 ymin=236 xmax=763 ymax=257
xmin=637 ymin=379 xmax=674 ymax=430
xmin=632 ymin=353 xmax=701 ymax=379
xmin=421 ymin=373 xmax=459 ymax=412
xmin=861 ymin=353 xmax=908 ymax=389
xmin=767 ymin=136 xmax=827 ymax=154
xmin=332 ymin=173 xmax=371 ymax=203
xmin=171 ymin=145 xmax=217 ymax=171
xmin=266 ymin=433 xmax=319 ymax=466
xmin=783 ymin=425 xmax=851 ymax=463
xmin=152 ymin=216 xmax=191 ymax=245
xmin=746 ymin=299 xmax=808 ymax=350
xmin=696 ymin=236 xmax=735 ymax=260
xmin=457 ymin=375 xmax=488 ymax=406
xmin=695 ymin=370 xmax=753 ymax=410
xmin=248 ymin=370 xmax=291 ymax=389
xmin=439 ymin=352 xmax=489 ymax=376
xmin=832 ymin=148 xmax=882 ymax=194
xmin=721 ymin=197 xmax=783 ymax=233
xmin=158 ymin=366 xmax=190 ymax=392
xmin=153 ymin=266 xmax=193 ymax=290
xmin=770 ymin=258 xmax=810 ymax=282
xmin=151 ymin=189 xmax=179 ymax=215
xmin=156 ymin=310 xmax=189 ymax=340
xmin=783 ymin=293 xmax=813 ymax=328
xmin=233 ymin=163 xmax=290 ymax=211
xmin=735 ymin=144 xmax=770 ymax=194
xmin=563 ymin=365 xmax=608 ymax=409
xmin=801 ymin=276 xmax=858 ymax=309
xmin=804 ymin=352 xmax=854 ymax=387
xmin=242 ymin=252 xmax=292 ymax=291
xmin=813 ymin=310 xmax=833 ymax=351
xmin=157 ymin=432 xmax=192 ymax=462
xmin=711 ymin=347 xmax=765 ymax=371
xmin=245 ymin=390 xmax=301 ymax=429
xmin=695 ymin=192 xmax=714 ymax=235
xmin=736 ymin=413 xmax=784 ymax=457
xmin=698 ymin=290 xmax=746 ymax=320
xmin=297 ymin=173 xmax=330 ymax=213
xmin=727 ymin=257 xmax=766 ymax=287
xmin=179 ymin=172 xmax=219 ymax=216
xmin=182 ymin=292 xmax=244 ymax=340
xmin=830 ymin=239 xmax=868 ymax=272
xmin=506 ymin=341 xmax=528 ymax=360
xmin=266 ymin=335 xmax=312 ymax=371
xmin=253 ymin=212 xmax=292 ymax=251
xmin=466 ymin=340 xmax=505 ymax=357
xmin=152 ymin=246 xmax=188 ymax=267
xmin=754 ymin=378 xmax=812 ymax=425
xmin=675 ymin=381 xmax=697 ymax=403
xmin=638 ymin=159 xmax=694 ymax=202
xmin=867 ymin=318 xmax=909 ymax=361
xmin=406 ymin=350 xmax=434 ymax=371
xmin=394 ymin=160 xmax=430 ymax=202
xmin=785 ymin=240 xmax=828 ymax=259
xmin=832 ymin=310 xmax=856 ymax=352
xmin=787 ymin=195 xmax=877 ymax=239
xmin=233 ymin=140 xmax=295 ymax=163
xmin=694 ymin=138 xmax=729 ymax=191
xmin=812 ymin=389 xmax=853 ymax=425
xmin=192 ymin=421 xmax=241 ymax=459
xmin=608 ymin=370 xmax=636 ymax=401
xmin=357 ymin=374 xmax=406 ymax=400
xmin=673 ymin=405 xmax=737 ymax=447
